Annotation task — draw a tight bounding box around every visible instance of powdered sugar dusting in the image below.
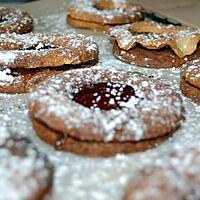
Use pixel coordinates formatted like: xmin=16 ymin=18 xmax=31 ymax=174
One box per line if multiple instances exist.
xmin=0 ymin=126 xmax=10 ymax=145
xmin=0 ymin=7 xmax=199 ymax=200
xmin=109 ymin=22 xmax=200 ymax=58
xmin=0 ymin=52 xmax=17 ymax=64
xmin=0 ymin=68 xmax=15 ymax=86
xmin=0 ymin=32 xmax=98 ymax=67
xmin=0 ymin=135 xmax=52 ymax=200
xmin=67 ymin=0 xmax=144 ymax=24
xmin=181 ymin=59 xmax=200 ymax=84
xmin=30 ymin=69 xmax=183 ymax=142
xmin=125 ymin=142 xmax=200 ymax=200
xmin=0 ymin=7 xmax=32 ymax=34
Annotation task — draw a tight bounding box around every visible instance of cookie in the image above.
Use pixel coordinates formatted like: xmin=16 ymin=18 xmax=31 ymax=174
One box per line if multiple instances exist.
xmin=32 ymin=117 xmax=169 ymax=157
xmin=0 ymin=33 xmax=99 ymax=69
xmin=124 ymin=169 xmax=186 ymax=200
xmin=67 ymin=0 xmax=145 ymax=31
xmin=109 ymin=21 xmax=200 ymax=68
xmin=0 ymin=33 xmax=98 ymax=93
xmin=30 ymin=69 xmax=184 ymax=157
xmin=0 ymin=129 xmax=53 ymax=200
xmin=180 ymin=59 xmax=200 ymax=103
xmin=112 ymin=42 xmax=200 ymax=68
xmin=0 ymin=59 xmax=97 ymax=94
xmin=0 ymin=7 xmax=33 ymax=34
xmin=124 ymin=144 xmax=200 ymax=200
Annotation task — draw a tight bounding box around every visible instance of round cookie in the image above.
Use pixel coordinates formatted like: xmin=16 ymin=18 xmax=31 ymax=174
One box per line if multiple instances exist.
xmin=0 ymin=7 xmax=33 ymax=34
xmin=180 ymin=59 xmax=200 ymax=103
xmin=124 ymin=144 xmax=200 ymax=200
xmin=67 ymin=0 xmax=145 ymax=31
xmin=0 ymin=132 xmax=53 ymax=200
xmin=0 ymin=33 xmax=98 ymax=69
xmin=30 ymin=69 xmax=184 ymax=157
xmin=32 ymin=117 xmax=169 ymax=157
xmin=0 ymin=60 xmax=97 ymax=94
xmin=124 ymin=169 xmax=187 ymax=200
xmin=109 ymin=22 xmax=200 ymax=68
xmin=112 ymin=42 xmax=200 ymax=68
xmin=0 ymin=33 xmax=98 ymax=93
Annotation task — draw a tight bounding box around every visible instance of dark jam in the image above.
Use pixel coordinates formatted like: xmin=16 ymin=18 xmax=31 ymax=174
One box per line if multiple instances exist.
xmin=72 ymin=82 xmax=136 ymax=111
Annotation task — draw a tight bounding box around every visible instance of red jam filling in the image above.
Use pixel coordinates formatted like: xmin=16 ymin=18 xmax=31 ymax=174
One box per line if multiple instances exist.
xmin=72 ymin=82 xmax=136 ymax=110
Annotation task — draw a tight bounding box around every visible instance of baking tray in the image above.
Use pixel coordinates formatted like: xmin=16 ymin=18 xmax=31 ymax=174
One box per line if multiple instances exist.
xmin=0 ymin=1 xmax=200 ymax=200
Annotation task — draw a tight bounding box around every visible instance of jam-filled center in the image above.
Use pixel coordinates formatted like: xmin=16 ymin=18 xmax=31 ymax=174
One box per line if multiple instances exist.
xmin=72 ymin=82 xmax=136 ymax=110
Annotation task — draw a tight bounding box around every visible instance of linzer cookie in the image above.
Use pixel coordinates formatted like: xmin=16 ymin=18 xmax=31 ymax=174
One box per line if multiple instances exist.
xmin=30 ymin=69 xmax=184 ymax=157
xmin=0 ymin=33 xmax=98 ymax=68
xmin=0 ymin=128 xmax=53 ymax=200
xmin=109 ymin=21 xmax=200 ymax=68
xmin=0 ymin=33 xmax=98 ymax=93
xmin=0 ymin=7 xmax=33 ymax=34
xmin=180 ymin=59 xmax=200 ymax=104
xmin=124 ymin=143 xmax=200 ymax=200
xmin=67 ymin=0 xmax=145 ymax=31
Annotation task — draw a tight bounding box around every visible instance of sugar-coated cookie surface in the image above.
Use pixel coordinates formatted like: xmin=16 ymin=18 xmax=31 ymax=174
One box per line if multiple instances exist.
xmin=0 ymin=127 xmax=53 ymax=200
xmin=109 ymin=22 xmax=200 ymax=68
xmin=0 ymin=60 xmax=96 ymax=94
xmin=180 ymin=59 xmax=200 ymax=103
xmin=0 ymin=7 xmax=33 ymax=34
xmin=30 ymin=69 xmax=184 ymax=156
xmin=124 ymin=142 xmax=200 ymax=200
xmin=0 ymin=33 xmax=98 ymax=69
xmin=0 ymin=5 xmax=200 ymax=200
xmin=0 ymin=32 xmax=98 ymax=93
xmin=67 ymin=0 xmax=145 ymax=31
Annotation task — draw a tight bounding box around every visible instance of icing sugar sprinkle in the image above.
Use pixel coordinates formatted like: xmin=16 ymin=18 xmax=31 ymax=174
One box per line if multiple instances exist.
xmin=0 ymin=138 xmax=51 ymax=200
xmin=0 ymin=52 xmax=17 ymax=64
xmin=0 ymin=7 xmax=200 ymax=200
xmin=30 ymin=69 xmax=183 ymax=142
xmin=68 ymin=0 xmax=143 ymax=24
xmin=0 ymin=68 xmax=14 ymax=86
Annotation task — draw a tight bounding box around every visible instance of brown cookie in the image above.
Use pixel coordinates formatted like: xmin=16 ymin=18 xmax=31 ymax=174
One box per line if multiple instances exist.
xmin=0 ymin=33 xmax=98 ymax=94
xmin=29 ymin=69 xmax=184 ymax=157
xmin=124 ymin=169 xmax=186 ymax=200
xmin=0 ymin=33 xmax=99 ymax=69
xmin=32 ymin=117 xmax=169 ymax=157
xmin=0 ymin=7 xmax=33 ymax=34
xmin=67 ymin=15 xmax=113 ymax=32
xmin=0 ymin=59 xmax=97 ymax=94
xmin=124 ymin=144 xmax=200 ymax=200
xmin=109 ymin=22 xmax=200 ymax=68
xmin=113 ymin=42 xmax=200 ymax=68
xmin=67 ymin=0 xmax=145 ymax=31
xmin=0 ymin=130 xmax=53 ymax=200
xmin=180 ymin=59 xmax=200 ymax=103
